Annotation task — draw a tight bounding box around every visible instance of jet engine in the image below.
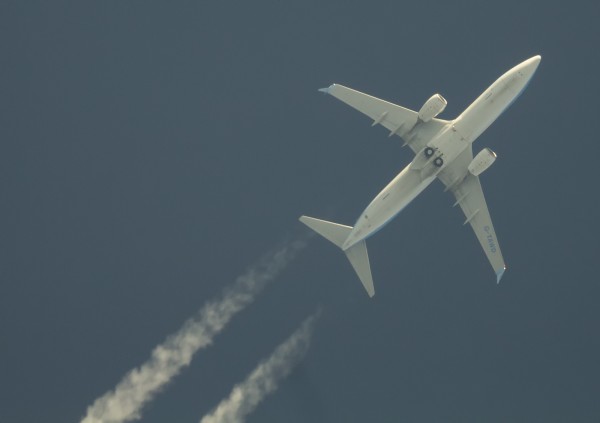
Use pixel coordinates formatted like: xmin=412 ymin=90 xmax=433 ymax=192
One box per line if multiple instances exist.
xmin=468 ymin=148 xmax=497 ymax=176
xmin=418 ymin=94 xmax=447 ymax=122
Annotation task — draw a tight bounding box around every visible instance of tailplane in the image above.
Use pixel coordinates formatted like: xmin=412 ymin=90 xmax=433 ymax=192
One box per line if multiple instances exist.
xmin=344 ymin=240 xmax=374 ymax=297
xmin=299 ymin=216 xmax=375 ymax=297
xmin=299 ymin=216 xmax=352 ymax=247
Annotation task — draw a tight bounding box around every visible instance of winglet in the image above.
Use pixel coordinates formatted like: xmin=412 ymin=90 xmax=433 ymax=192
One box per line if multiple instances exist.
xmin=496 ymin=266 xmax=506 ymax=284
xmin=318 ymin=84 xmax=335 ymax=94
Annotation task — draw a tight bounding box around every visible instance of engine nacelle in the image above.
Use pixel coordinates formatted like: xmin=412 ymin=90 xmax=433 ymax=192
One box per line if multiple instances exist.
xmin=468 ymin=148 xmax=497 ymax=176
xmin=418 ymin=94 xmax=447 ymax=122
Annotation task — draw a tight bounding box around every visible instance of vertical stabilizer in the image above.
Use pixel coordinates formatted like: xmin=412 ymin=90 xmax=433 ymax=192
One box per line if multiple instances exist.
xmin=344 ymin=241 xmax=375 ymax=297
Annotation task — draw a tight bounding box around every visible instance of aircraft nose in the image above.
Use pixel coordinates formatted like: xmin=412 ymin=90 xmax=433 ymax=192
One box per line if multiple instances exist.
xmin=526 ymin=55 xmax=541 ymax=70
xmin=520 ymin=55 xmax=541 ymax=78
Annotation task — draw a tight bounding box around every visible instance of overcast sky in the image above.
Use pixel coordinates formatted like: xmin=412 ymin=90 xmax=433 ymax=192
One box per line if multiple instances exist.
xmin=1 ymin=1 xmax=599 ymax=422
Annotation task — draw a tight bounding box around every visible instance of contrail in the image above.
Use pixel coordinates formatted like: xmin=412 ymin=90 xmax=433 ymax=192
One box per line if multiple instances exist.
xmin=80 ymin=239 xmax=307 ymax=423
xmin=199 ymin=310 xmax=321 ymax=423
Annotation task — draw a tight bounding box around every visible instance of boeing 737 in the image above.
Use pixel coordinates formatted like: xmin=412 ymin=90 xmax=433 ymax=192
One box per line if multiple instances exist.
xmin=300 ymin=55 xmax=541 ymax=297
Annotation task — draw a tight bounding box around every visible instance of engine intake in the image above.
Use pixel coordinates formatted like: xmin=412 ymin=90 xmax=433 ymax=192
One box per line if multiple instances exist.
xmin=418 ymin=94 xmax=447 ymax=122
xmin=468 ymin=148 xmax=497 ymax=176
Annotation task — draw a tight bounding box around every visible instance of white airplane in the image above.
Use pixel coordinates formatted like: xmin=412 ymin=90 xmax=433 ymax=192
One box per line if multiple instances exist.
xmin=300 ymin=55 xmax=541 ymax=297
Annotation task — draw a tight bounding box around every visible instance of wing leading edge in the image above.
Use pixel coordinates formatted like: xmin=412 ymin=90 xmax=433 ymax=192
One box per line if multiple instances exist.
xmin=439 ymin=147 xmax=506 ymax=282
xmin=319 ymin=84 xmax=448 ymax=154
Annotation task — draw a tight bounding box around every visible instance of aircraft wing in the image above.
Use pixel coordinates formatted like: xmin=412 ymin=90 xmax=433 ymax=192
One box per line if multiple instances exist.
xmin=320 ymin=84 xmax=448 ymax=154
xmin=438 ymin=147 xmax=507 ymax=282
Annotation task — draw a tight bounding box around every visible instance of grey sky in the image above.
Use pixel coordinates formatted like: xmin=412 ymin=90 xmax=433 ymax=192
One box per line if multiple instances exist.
xmin=0 ymin=1 xmax=598 ymax=422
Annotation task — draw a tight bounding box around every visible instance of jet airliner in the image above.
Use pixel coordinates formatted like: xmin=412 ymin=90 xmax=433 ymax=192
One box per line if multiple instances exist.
xmin=300 ymin=55 xmax=541 ymax=297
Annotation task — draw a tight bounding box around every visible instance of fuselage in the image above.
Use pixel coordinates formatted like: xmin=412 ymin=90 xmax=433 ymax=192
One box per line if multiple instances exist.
xmin=341 ymin=56 xmax=541 ymax=251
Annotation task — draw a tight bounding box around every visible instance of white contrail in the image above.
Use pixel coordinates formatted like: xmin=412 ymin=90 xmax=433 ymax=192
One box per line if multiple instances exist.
xmin=199 ymin=310 xmax=320 ymax=423
xmin=80 ymin=239 xmax=307 ymax=423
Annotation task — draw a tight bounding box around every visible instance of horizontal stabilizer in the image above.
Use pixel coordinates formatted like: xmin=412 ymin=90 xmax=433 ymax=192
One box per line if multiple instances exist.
xmin=299 ymin=216 xmax=352 ymax=248
xmin=344 ymin=240 xmax=375 ymax=297
xmin=299 ymin=215 xmax=375 ymax=297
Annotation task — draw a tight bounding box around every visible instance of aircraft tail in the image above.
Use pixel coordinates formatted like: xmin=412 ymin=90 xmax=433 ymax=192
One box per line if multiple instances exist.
xmin=299 ymin=216 xmax=375 ymax=297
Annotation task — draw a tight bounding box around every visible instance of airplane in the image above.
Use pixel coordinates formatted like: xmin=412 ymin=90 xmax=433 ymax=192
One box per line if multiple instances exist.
xmin=299 ymin=55 xmax=541 ymax=297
